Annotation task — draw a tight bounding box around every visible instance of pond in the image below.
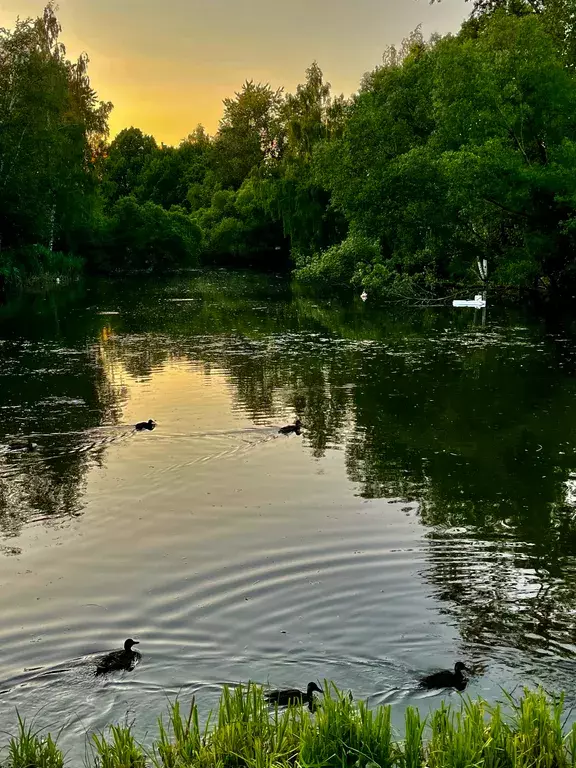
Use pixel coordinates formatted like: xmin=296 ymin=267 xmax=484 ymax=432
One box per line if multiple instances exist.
xmin=0 ymin=270 xmax=575 ymax=755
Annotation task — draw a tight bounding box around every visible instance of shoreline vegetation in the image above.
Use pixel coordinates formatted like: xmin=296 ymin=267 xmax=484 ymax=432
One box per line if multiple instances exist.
xmin=3 ymin=685 xmax=576 ymax=768
xmin=2 ymin=0 xmax=576 ymax=300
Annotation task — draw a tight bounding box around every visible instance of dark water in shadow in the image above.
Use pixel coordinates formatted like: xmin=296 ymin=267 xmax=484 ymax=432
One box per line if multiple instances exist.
xmin=0 ymin=271 xmax=575 ymax=754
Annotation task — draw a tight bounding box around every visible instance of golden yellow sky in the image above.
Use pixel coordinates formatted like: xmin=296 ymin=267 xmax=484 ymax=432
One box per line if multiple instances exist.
xmin=1 ymin=0 xmax=468 ymax=145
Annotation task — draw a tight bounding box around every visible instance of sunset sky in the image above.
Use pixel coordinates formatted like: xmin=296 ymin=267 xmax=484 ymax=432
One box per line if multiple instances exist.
xmin=1 ymin=0 xmax=468 ymax=145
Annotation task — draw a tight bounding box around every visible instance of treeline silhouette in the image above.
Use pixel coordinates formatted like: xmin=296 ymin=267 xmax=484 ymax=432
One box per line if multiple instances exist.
xmin=1 ymin=0 xmax=576 ymax=296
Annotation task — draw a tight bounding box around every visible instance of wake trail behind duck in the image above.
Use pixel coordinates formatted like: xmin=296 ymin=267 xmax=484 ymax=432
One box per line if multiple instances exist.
xmin=142 ymin=428 xmax=279 ymax=478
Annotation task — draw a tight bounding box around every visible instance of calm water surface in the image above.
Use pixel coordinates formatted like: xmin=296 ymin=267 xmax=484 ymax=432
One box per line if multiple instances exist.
xmin=0 ymin=271 xmax=575 ymax=753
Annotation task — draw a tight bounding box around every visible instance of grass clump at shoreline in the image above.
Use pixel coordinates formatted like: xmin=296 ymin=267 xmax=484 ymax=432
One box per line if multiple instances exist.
xmin=4 ymin=713 xmax=64 ymax=768
xmin=0 ymin=246 xmax=83 ymax=293
xmin=2 ymin=685 xmax=576 ymax=768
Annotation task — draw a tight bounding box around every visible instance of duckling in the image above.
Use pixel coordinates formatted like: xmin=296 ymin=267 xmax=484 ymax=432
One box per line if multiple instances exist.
xmin=420 ymin=662 xmax=469 ymax=691
xmin=95 ymin=638 xmax=141 ymax=676
xmin=135 ymin=419 xmax=156 ymax=431
xmin=7 ymin=439 xmax=37 ymax=452
xmin=265 ymin=681 xmax=323 ymax=707
xmin=278 ymin=418 xmax=302 ymax=435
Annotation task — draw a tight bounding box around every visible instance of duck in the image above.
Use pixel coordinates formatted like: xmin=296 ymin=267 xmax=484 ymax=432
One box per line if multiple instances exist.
xmin=278 ymin=418 xmax=302 ymax=435
xmin=95 ymin=638 xmax=141 ymax=676
xmin=361 ymin=290 xmax=368 ymax=302
xmin=265 ymin=681 xmax=323 ymax=707
xmin=7 ymin=439 xmax=37 ymax=452
xmin=419 ymin=662 xmax=469 ymax=691
xmin=135 ymin=419 xmax=156 ymax=431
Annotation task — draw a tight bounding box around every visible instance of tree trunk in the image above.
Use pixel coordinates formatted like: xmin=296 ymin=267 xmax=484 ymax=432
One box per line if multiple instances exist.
xmin=48 ymin=203 xmax=55 ymax=252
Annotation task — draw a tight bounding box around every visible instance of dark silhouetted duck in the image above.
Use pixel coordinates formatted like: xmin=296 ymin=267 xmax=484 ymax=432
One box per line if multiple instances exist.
xmin=265 ymin=681 xmax=323 ymax=707
xmin=420 ymin=662 xmax=469 ymax=691
xmin=135 ymin=419 xmax=156 ymax=431
xmin=95 ymin=638 xmax=141 ymax=676
xmin=278 ymin=418 xmax=302 ymax=435
xmin=7 ymin=439 xmax=37 ymax=452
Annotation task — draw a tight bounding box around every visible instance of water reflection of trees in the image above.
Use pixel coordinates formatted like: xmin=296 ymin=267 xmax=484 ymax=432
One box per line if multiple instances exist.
xmin=0 ymin=286 xmax=124 ymax=536
xmin=88 ymin=273 xmax=576 ymax=661
xmin=423 ymin=530 xmax=576 ymax=675
xmin=2 ymin=272 xmax=576 ymax=662
xmin=90 ymin=274 xmax=576 ymax=536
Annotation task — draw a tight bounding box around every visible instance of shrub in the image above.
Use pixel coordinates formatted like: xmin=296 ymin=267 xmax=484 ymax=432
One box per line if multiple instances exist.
xmin=107 ymin=197 xmax=202 ymax=271
xmin=296 ymin=233 xmax=380 ymax=286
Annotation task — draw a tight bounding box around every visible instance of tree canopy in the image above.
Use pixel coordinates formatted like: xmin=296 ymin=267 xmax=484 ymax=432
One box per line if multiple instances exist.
xmin=2 ymin=0 xmax=576 ymax=294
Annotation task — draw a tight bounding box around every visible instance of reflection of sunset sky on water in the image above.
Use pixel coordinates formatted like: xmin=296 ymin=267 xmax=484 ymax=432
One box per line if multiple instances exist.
xmin=0 ymin=271 xmax=575 ymax=756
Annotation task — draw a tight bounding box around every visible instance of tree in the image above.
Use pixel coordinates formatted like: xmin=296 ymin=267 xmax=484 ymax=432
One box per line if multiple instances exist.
xmin=107 ymin=197 xmax=202 ymax=270
xmin=212 ymin=81 xmax=284 ymax=189
xmin=0 ymin=4 xmax=111 ymax=255
xmin=137 ymin=136 xmax=211 ymax=211
xmin=191 ymin=178 xmax=286 ymax=265
xmin=101 ymin=127 xmax=157 ymax=205
xmin=433 ymin=0 xmax=576 ymax=69
xmin=431 ymin=13 xmax=576 ymax=285
xmin=304 ymin=14 xmax=576 ymax=293
xmin=431 ymin=0 xmax=542 ymax=16
xmin=256 ymin=63 xmax=349 ymax=258
xmin=283 ymin=62 xmax=332 ymax=159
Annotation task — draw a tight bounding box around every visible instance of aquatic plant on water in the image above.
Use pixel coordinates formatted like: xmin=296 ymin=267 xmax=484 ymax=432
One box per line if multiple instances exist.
xmin=2 ymin=686 xmax=576 ymax=768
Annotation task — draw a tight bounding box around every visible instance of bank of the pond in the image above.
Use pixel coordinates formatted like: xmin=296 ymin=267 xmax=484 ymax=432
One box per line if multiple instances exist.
xmin=3 ymin=686 xmax=575 ymax=768
xmin=0 ymin=238 xmax=563 ymax=308
xmin=0 ymin=261 xmax=555 ymax=309
xmin=0 ymin=246 xmax=83 ymax=295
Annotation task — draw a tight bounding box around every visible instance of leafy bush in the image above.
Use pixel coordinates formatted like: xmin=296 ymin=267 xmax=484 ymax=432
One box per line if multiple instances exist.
xmin=107 ymin=197 xmax=202 ymax=271
xmin=192 ymin=180 xmax=285 ymax=263
xmin=296 ymin=233 xmax=380 ymax=285
xmin=0 ymin=245 xmax=83 ymax=289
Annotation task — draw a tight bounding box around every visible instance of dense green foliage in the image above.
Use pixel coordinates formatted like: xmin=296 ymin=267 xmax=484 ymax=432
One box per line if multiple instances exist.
xmin=0 ymin=5 xmax=109 ymax=289
xmin=314 ymin=9 xmax=576 ymax=295
xmin=2 ymin=0 xmax=576 ymax=293
xmin=2 ymin=686 xmax=576 ymax=768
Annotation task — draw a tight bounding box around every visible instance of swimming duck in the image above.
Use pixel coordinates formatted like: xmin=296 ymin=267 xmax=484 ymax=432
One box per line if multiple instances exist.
xmin=420 ymin=662 xmax=469 ymax=691
xmin=135 ymin=419 xmax=156 ymax=431
xmin=278 ymin=418 xmax=302 ymax=435
xmin=265 ymin=681 xmax=323 ymax=707
xmin=7 ymin=439 xmax=37 ymax=452
xmin=95 ymin=638 xmax=141 ymax=676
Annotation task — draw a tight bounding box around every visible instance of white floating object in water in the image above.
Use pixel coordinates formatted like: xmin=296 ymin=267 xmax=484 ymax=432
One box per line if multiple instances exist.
xmin=452 ymin=293 xmax=486 ymax=308
xmin=360 ymin=290 xmax=368 ymax=302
